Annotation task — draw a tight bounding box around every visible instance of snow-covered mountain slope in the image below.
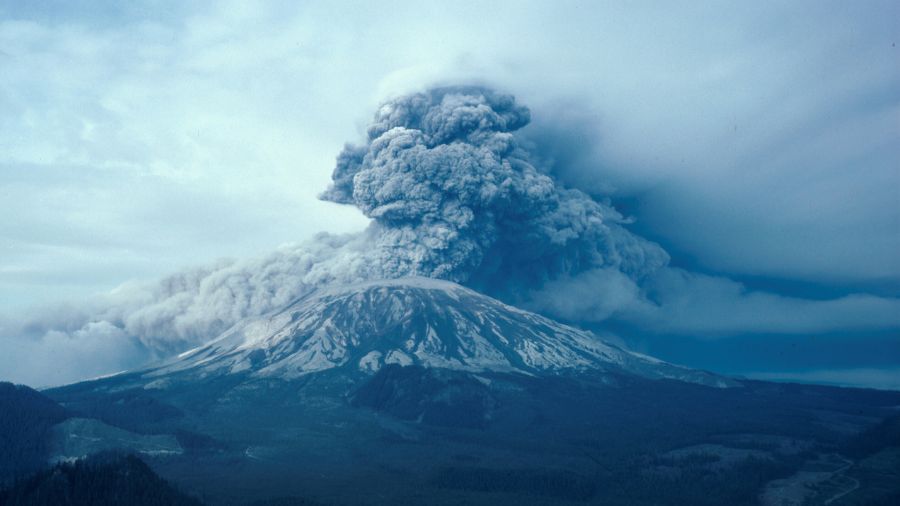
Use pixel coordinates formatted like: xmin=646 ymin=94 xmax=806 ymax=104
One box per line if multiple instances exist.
xmin=147 ymin=277 xmax=731 ymax=387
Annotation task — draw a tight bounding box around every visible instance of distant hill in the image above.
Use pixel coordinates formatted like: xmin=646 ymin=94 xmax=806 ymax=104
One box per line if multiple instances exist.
xmin=0 ymin=452 xmax=201 ymax=506
xmin=0 ymin=383 xmax=69 ymax=483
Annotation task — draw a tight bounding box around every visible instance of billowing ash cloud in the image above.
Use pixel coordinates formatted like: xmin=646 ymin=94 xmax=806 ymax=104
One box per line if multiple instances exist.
xmin=320 ymin=86 xmax=668 ymax=296
xmin=7 ymin=86 xmax=667 ymax=362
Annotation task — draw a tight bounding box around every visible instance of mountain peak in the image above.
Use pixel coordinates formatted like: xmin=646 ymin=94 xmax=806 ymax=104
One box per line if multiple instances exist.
xmin=147 ymin=277 xmax=728 ymax=387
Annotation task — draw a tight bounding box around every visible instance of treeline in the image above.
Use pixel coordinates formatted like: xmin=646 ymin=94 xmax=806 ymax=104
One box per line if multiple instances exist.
xmin=0 ymin=452 xmax=201 ymax=506
xmin=44 ymin=388 xmax=183 ymax=434
xmin=606 ymin=455 xmax=802 ymax=506
xmin=842 ymin=414 xmax=900 ymax=459
xmin=0 ymin=383 xmax=69 ymax=483
xmin=430 ymin=453 xmax=802 ymax=505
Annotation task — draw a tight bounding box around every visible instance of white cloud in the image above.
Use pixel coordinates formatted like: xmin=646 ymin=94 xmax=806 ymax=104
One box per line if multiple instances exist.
xmin=639 ymin=269 xmax=900 ymax=335
xmin=0 ymin=321 xmax=147 ymax=387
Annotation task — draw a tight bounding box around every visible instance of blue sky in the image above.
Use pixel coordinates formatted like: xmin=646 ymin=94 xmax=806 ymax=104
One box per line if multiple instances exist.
xmin=0 ymin=0 xmax=898 ymax=387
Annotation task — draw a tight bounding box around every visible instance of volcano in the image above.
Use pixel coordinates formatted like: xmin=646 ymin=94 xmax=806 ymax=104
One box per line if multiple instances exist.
xmin=30 ymin=279 xmax=900 ymax=505
xmin=147 ymin=277 xmax=728 ymax=388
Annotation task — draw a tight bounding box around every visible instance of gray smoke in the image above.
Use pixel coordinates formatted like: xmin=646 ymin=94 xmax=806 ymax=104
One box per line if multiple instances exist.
xmin=8 ymin=86 xmax=668 ymax=360
xmin=321 ymin=86 xmax=668 ymax=297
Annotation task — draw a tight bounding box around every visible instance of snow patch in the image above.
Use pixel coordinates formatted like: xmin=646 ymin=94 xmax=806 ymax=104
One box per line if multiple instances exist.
xmin=359 ymin=351 xmax=383 ymax=373
xmin=385 ymin=349 xmax=413 ymax=366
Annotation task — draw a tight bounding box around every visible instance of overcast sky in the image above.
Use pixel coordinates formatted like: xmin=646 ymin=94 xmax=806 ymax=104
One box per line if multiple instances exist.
xmin=1 ymin=0 xmax=898 ymax=387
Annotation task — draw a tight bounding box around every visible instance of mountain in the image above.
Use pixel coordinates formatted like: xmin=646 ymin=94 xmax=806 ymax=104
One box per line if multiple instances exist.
xmin=146 ymin=277 xmax=729 ymax=387
xmin=34 ymin=277 xmax=900 ymax=505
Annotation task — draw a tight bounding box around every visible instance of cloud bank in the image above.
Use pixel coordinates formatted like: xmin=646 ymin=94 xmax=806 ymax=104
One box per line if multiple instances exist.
xmin=527 ymin=267 xmax=900 ymax=335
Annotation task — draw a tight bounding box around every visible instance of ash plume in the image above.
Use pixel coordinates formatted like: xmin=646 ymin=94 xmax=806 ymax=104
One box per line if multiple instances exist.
xmin=10 ymin=86 xmax=666 ymax=358
xmin=321 ymin=86 xmax=668 ymax=297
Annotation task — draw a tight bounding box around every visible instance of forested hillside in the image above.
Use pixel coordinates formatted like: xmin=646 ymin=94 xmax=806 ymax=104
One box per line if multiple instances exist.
xmin=0 ymin=383 xmax=69 ymax=483
xmin=0 ymin=452 xmax=201 ymax=506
